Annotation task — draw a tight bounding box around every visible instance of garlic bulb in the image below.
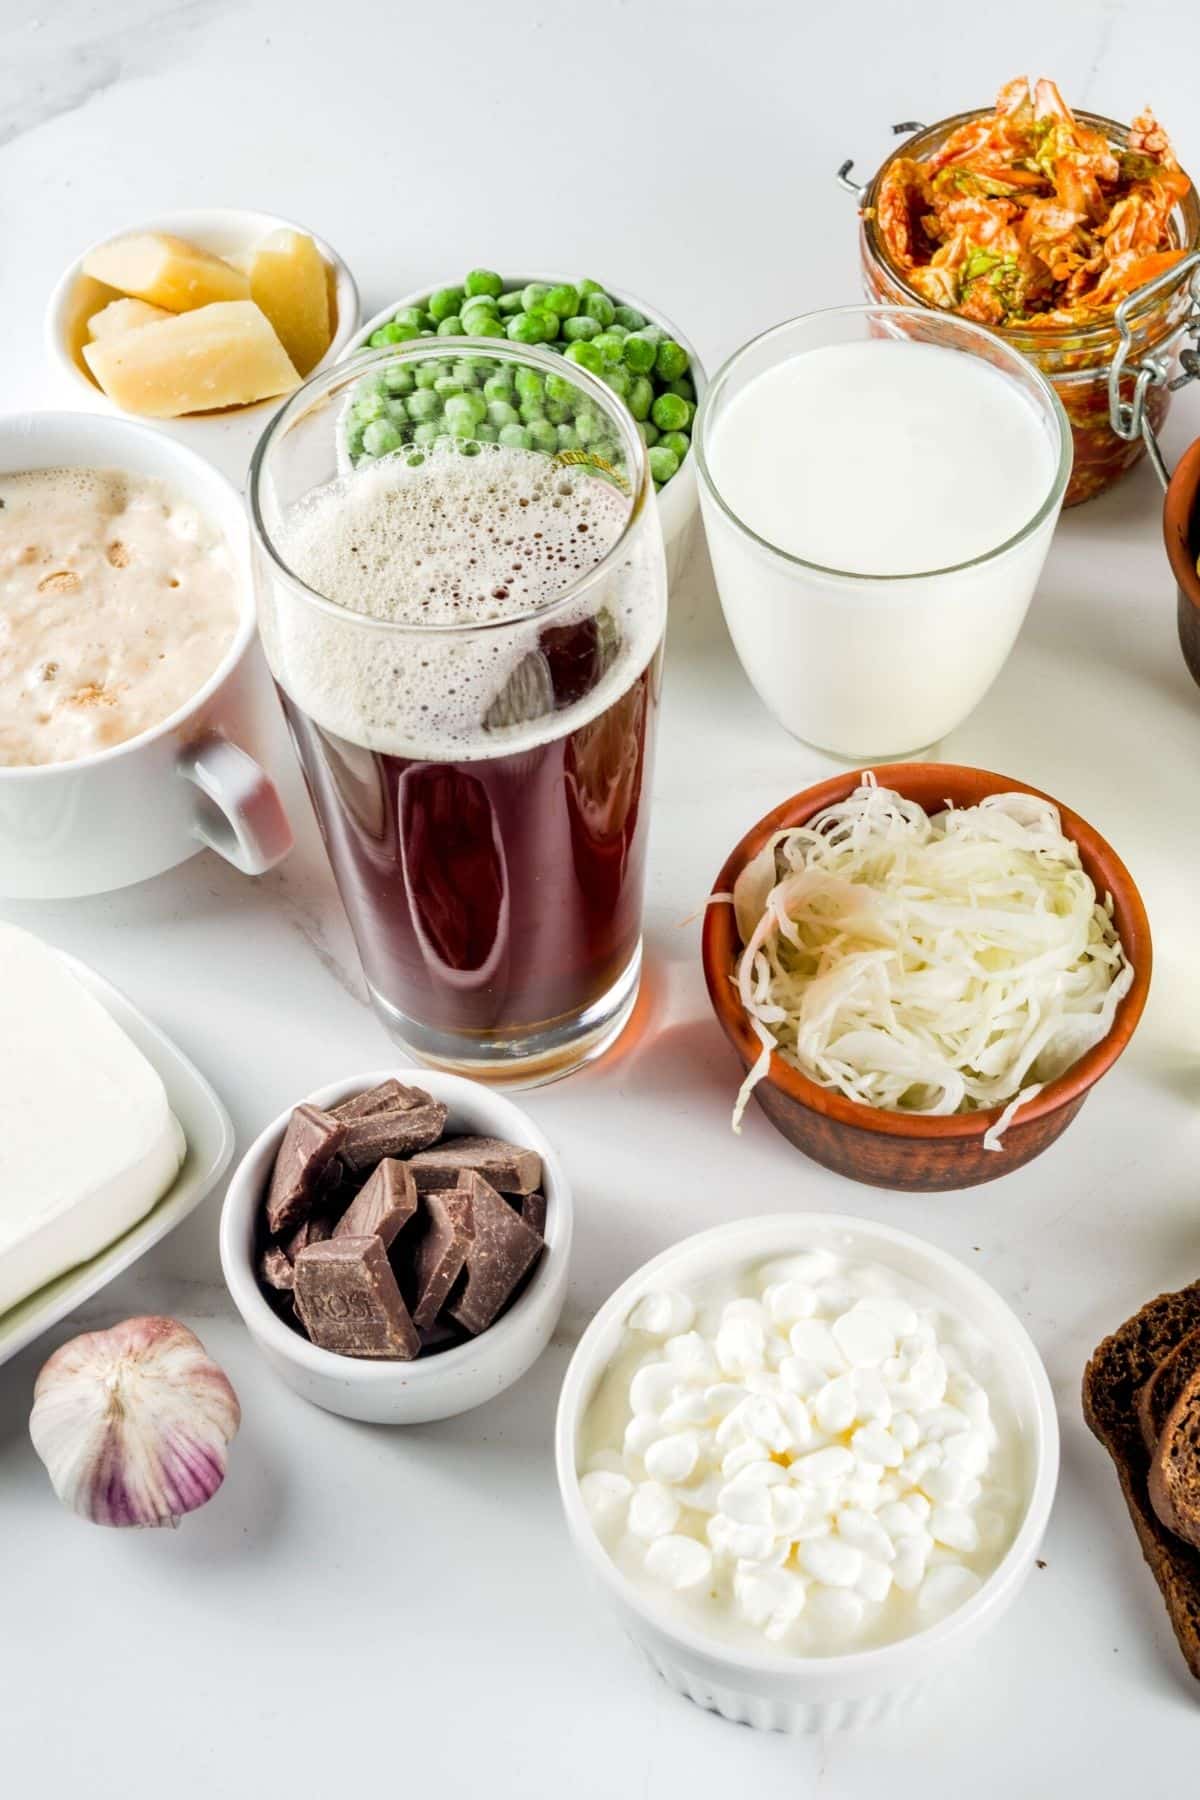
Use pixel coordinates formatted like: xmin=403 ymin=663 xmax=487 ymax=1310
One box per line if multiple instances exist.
xmin=29 ymin=1316 xmax=240 ymax=1528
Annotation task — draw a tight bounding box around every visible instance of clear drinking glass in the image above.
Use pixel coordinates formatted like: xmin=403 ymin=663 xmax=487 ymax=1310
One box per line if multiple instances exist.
xmin=249 ymin=341 xmax=667 ymax=1085
xmin=694 ymin=306 xmax=1072 ymax=762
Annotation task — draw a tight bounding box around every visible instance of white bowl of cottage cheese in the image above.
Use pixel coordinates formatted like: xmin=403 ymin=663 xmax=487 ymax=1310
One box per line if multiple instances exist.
xmin=554 ymin=1214 xmax=1058 ymax=1734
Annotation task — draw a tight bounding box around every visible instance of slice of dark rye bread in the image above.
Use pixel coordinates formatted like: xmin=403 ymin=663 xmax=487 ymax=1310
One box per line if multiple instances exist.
xmin=1081 ymin=1281 xmax=1200 ymax=1681
xmin=1149 ymin=1373 xmax=1200 ymax=1552
xmin=1138 ymin=1326 xmax=1200 ymax=1454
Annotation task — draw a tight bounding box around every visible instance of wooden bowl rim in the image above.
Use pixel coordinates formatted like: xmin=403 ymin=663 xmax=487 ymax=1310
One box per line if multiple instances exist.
xmin=701 ymin=763 xmax=1153 ymax=1142
xmin=1164 ymin=434 xmax=1200 ymax=609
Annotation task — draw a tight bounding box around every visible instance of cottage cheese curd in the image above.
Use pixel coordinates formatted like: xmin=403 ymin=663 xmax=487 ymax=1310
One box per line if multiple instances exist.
xmin=577 ymin=1248 xmax=1023 ymax=1655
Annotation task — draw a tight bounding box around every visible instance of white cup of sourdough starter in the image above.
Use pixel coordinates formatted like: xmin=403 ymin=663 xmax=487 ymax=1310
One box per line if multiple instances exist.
xmin=695 ymin=307 xmax=1072 ymax=760
xmin=0 ymin=413 xmax=292 ymax=897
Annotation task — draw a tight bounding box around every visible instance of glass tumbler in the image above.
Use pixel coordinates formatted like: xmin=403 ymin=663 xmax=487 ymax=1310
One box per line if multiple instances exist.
xmin=694 ymin=305 xmax=1072 ymax=762
xmin=250 ymin=341 xmax=667 ymax=1085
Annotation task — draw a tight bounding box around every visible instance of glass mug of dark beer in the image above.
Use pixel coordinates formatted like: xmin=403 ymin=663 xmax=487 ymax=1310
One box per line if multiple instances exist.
xmin=250 ymin=340 xmax=667 ymax=1083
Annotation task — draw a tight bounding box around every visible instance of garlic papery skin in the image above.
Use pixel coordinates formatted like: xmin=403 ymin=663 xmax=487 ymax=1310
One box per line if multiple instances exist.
xmin=29 ymin=1316 xmax=241 ymax=1528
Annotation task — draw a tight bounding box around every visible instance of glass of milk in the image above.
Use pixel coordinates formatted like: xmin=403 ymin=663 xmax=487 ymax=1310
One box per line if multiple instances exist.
xmin=694 ymin=306 xmax=1072 ymax=759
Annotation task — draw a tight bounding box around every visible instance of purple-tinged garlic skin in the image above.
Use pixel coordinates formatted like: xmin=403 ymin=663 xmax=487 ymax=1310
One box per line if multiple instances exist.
xmin=29 ymin=1316 xmax=241 ymax=1528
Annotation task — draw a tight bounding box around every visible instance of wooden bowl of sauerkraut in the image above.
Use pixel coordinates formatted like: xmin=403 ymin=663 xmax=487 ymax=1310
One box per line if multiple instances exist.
xmin=701 ymin=764 xmax=1152 ymax=1192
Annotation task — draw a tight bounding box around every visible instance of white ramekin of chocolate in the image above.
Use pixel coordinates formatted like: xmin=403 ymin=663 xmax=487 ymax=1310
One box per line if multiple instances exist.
xmin=219 ymin=1069 xmax=571 ymax=1423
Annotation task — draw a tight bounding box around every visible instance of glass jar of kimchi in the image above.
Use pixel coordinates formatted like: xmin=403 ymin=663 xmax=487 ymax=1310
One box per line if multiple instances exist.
xmin=854 ymin=109 xmax=1200 ymax=506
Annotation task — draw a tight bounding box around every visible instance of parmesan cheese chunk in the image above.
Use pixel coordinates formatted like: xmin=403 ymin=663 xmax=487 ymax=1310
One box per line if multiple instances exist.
xmin=83 ymin=300 xmax=301 ymax=417
xmin=245 ymin=228 xmax=332 ymax=375
xmin=82 ymin=232 xmax=249 ymax=311
xmin=87 ymin=297 xmax=172 ymax=341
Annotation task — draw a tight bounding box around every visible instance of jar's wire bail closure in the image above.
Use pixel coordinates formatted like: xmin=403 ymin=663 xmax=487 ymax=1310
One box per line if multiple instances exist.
xmin=836 ymin=124 xmax=927 ymax=200
xmin=1109 ymin=252 xmax=1200 ymax=491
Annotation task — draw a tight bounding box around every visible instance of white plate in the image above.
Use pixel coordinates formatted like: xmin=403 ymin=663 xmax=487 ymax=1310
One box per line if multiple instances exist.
xmin=0 ymin=954 xmax=234 ymax=1366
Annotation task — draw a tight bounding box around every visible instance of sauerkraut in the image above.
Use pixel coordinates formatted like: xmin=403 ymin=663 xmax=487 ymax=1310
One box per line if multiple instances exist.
xmin=728 ymin=777 xmax=1133 ymax=1147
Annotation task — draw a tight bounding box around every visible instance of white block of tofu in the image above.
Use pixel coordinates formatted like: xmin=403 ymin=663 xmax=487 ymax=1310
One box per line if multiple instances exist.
xmin=82 ymin=232 xmax=249 ymax=311
xmin=87 ymin=297 xmax=172 ymax=341
xmin=82 ymin=300 xmax=301 ymax=416
xmin=0 ymin=926 xmax=185 ymax=1317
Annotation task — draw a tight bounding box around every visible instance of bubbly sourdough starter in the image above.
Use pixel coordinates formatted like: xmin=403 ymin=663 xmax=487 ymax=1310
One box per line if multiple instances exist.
xmin=0 ymin=467 xmax=240 ymax=766
xmin=578 ymin=1250 xmax=1025 ymax=1656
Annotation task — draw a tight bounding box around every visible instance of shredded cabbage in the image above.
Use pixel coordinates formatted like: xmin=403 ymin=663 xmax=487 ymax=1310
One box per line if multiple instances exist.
xmin=730 ymin=777 xmax=1133 ymax=1146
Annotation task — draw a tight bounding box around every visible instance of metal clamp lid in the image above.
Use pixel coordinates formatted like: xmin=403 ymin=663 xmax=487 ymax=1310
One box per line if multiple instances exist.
xmin=1108 ymin=250 xmax=1200 ymax=490
xmin=837 ymin=123 xmax=927 ymax=200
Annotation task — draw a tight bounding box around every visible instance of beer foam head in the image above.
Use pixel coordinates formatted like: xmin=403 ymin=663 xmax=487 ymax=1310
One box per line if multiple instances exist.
xmin=264 ymin=441 xmax=665 ymax=760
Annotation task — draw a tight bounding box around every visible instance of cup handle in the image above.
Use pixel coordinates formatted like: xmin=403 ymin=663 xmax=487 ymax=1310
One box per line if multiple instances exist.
xmin=179 ymin=735 xmax=293 ymax=876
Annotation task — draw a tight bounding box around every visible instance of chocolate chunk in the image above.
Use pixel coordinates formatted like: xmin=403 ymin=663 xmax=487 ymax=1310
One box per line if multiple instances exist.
xmin=341 ymin=1102 xmax=449 ymax=1171
xmin=293 ymin=1235 xmax=420 ymax=1360
xmin=408 ymin=1134 xmax=542 ymax=1196
xmin=333 ymin=1158 xmax=416 ymax=1248
xmin=416 ymin=1316 xmax=472 ymax=1355
xmin=446 ymin=1172 xmax=544 ymax=1335
xmin=411 ymin=1191 xmax=473 ymax=1330
xmin=331 ymin=1079 xmax=428 ymax=1124
xmin=259 ymin=1246 xmax=295 ymax=1292
xmin=265 ymin=1104 xmax=346 ymax=1235
xmin=286 ymin=1211 xmax=333 ymax=1258
xmin=519 ymin=1191 xmax=548 ymax=1237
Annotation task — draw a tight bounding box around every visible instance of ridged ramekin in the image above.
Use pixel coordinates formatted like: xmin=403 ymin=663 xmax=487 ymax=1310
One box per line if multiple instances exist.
xmin=554 ymin=1213 xmax=1058 ymax=1733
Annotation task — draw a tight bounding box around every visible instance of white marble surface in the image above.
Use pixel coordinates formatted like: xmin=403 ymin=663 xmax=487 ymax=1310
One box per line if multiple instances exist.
xmin=3 ymin=0 xmax=1200 ymax=1790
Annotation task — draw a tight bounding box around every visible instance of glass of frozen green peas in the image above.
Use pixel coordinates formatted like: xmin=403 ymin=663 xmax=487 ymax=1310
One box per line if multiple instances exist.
xmin=346 ymin=270 xmax=702 ymax=495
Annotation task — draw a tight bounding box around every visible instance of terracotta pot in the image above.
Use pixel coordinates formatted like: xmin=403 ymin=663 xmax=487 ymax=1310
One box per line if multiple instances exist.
xmin=701 ymin=765 xmax=1152 ymax=1192
xmin=1165 ymin=435 xmax=1200 ymax=688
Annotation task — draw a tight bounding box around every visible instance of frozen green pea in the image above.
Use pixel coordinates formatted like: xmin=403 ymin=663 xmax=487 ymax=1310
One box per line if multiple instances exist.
xmin=498 ymin=423 xmax=531 ymax=450
xmin=414 ymin=365 xmax=440 ymax=390
xmin=394 ymin=306 xmax=426 ymax=330
xmin=508 ymin=310 xmax=555 ymax=344
xmin=356 ymin=390 xmax=386 ymax=422
xmin=574 ymin=409 xmax=602 ymax=443
xmin=497 ymin=288 xmax=524 ymax=315
xmin=473 ymin=420 xmax=498 ymax=442
xmin=405 ymin=450 xmax=425 ymax=467
xmin=605 ymin=322 xmax=628 ymax=341
xmin=578 ymin=278 xmax=604 ymax=296
xmin=346 ymin=421 xmax=365 ymax=456
xmin=412 ymin=420 xmax=442 ymax=446
xmin=363 ymin=419 xmax=403 ymax=456
xmin=518 ymin=400 xmax=546 ymax=424
xmin=483 ymin=372 xmax=514 ymax=403
xmin=648 ymin=444 xmax=679 ymax=483
xmin=622 ymin=332 xmax=657 ymax=374
xmin=447 ymin=389 xmax=488 ymax=423
xmin=521 ymin=282 xmax=552 ymax=313
xmin=613 ymin=304 xmax=645 ymax=331
xmin=452 ymin=360 xmax=481 ymax=385
xmin=601 ymin=365 xmax=630 ymax=398
xmin=556 ymin=423 xmax=580 ymax=451
xmin=582 ymin=291 xmax=615 ymax=327
xmin=419 ymin=329 xmax=436 ymax=337
xmin=562 ymin=314 xmax=601 ymax=342
xmin=658 ymin=430 xmax=690 ymax=461
xmin=464 ymin=268 xmax=503 ymax=299
xmin=514 ymin=367 xmax=544 ymax=404
xmin=544 ymin=283 xmax=579 ymax=319
xmin=435 ymin=376 xmax=466 ymax=399
xmin=544 ymin=395 xmax=572 ymax=424
xmin=564 ymin=340 xmax=604 ymax=375
xmin=592 ymin=332 xmax=625 ymax=365
xmin=638 ymin=420 xmax=660 ymax=447
xmin=384 ymin=398 xmax=409 ymax=424
xmin=651 ymin=391 xmax=689 ymax=431
xmin=374 ymin=321 xmax=419 ymax=346
xmin=428 ymin=287 xmax=465 ymax=323
xmin=545 ymin=371 xmax=575 ymax=403
xmin=666 ymin=376 xmax=695 ymax=402
xmin=527 ymin=418 xmax=558 ymax=453
xmin=473 ymin=316 xmax=510 ymax=339
xmin=655 ymin=340 xmax=689 ymax=381
xmin=437 ymin=315 xmax=464 ymax=336
xmin=407 ymin=389 xmax=441 ymax=420
xmin=488 ymin=399 xmax=520 ymax=429
xmin=626 ymin=374 xmax=654 ymax=421
xmin=384 ymin=364 xmax=415 ymax=395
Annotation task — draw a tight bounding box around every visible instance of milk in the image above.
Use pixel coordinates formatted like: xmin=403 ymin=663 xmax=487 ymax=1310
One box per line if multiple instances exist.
xmin=700 ymin=337 xmax=1065 ymax=758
